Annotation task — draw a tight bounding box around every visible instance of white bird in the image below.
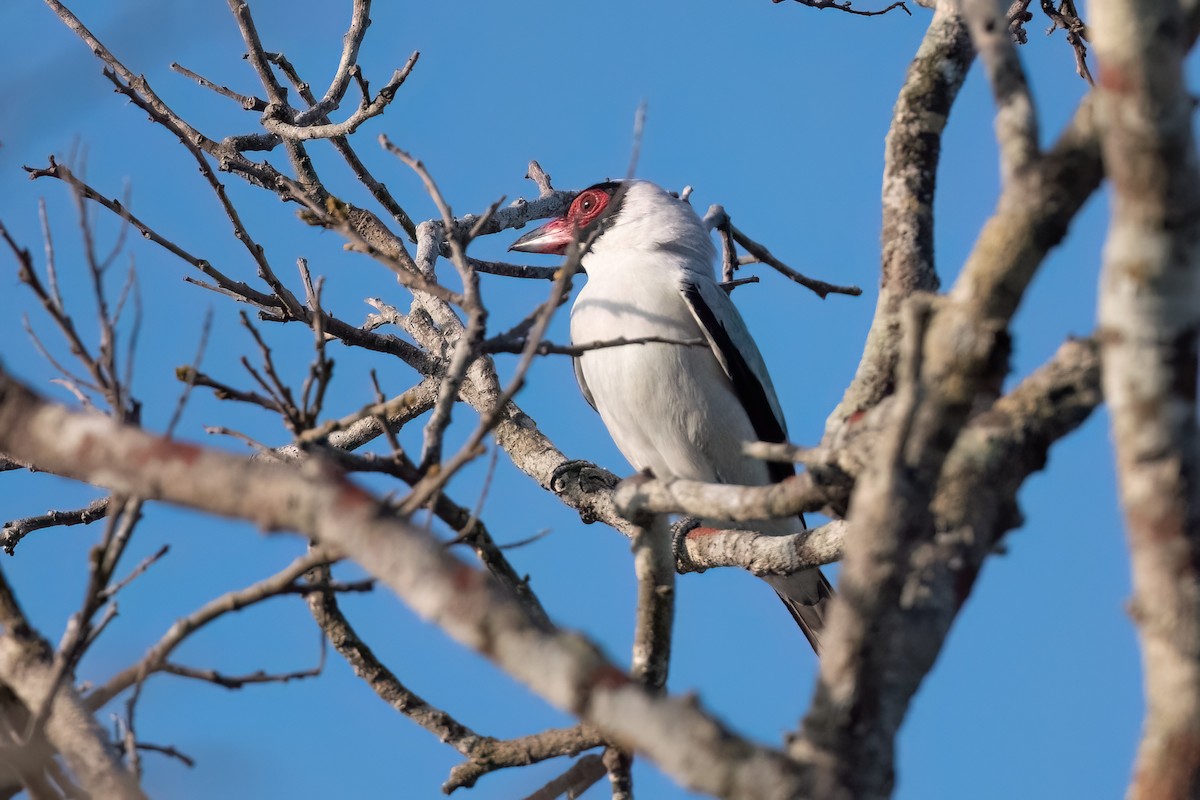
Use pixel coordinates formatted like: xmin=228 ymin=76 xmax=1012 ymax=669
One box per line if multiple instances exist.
xmin=510 ymin=180 xmax=832 ymax=653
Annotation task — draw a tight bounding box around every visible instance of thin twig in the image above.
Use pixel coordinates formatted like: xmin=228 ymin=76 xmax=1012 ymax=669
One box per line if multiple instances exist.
xmin=521 ymin=755 xmax=607 ymax=800
xmin=87 ymin=548 xmax=339 ymax=710
xmin=165 ymin=309 xmax=212 ymax=437
xmin=484 ymin=334 xmax=707 ymax=357
xmin=1 ymin=497 xmax=111 ymax=555
xmin=135 ymin=742 xmax=195 ymax=768
xmin=468 ymin=257 xmax=559 ymax=281
xmin=729 ymin=222 xmax=863 ymax=299
xmin=160 ymin=661 xmax=322 ymax=689
xmin=772 ymin=0 xmax=911 ymax=16
xmin=171 ymin=62 xmax=266 ymax=111
xmin=100 ymin=545 xmax=169 ymax=601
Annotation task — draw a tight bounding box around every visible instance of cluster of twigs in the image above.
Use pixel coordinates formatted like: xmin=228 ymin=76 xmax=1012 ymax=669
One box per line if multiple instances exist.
xmin=1007 ymin=0 xmax=1093 ymax=83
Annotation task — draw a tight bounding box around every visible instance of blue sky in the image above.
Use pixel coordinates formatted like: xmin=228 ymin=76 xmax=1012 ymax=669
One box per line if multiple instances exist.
xmin=0 ymin=1 xmax=1165 ymax=797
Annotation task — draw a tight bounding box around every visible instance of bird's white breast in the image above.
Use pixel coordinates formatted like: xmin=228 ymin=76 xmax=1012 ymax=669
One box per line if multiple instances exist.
xmin=571 ymin=258 xmax=770 ymax=487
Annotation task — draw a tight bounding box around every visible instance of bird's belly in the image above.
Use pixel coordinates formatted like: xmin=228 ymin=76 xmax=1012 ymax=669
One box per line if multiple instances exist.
xmin=572 ymin=295 xmax=768 ymax=487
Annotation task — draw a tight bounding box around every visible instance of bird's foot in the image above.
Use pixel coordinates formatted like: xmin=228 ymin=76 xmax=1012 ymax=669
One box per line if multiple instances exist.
xmin=549 ymin=459 xmax=618 ymax=496
xmin=671 ymin=516 xmax=703 ymax=574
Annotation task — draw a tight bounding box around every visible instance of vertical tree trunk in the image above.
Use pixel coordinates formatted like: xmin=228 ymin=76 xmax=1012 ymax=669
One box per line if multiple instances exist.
xmin=1092 ymin=0 xmax=1200 ymax=796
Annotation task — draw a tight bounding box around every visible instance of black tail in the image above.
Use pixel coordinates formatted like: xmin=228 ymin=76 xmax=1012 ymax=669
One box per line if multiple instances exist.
xmin=775 ymin=568 xmax=834 ymax=655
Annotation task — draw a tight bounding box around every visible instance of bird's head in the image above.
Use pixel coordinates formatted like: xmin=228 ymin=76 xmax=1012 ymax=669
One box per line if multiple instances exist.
xmin=509 ymin=180 xmax=713 ymax=265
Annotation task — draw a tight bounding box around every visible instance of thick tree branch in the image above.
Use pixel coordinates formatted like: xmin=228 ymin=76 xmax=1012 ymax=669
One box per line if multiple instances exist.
xmin=1092 ymin=0 xmax=1200 ymax=794
xmin=824 ymin=5 xmax=973 ymax=434
xmin=792 ymin=27 xmax=1113 ymax=789
xmin=798 ymin=75 xmax=1101 ymax=793
xmin=629 ymin=515 xmax=674 ymax=692
xmin=799 ymin=324 xmax=1102 ymax=799
xmin=0 ymin=368 xmax=810 ymax=799
xmin=675 ymin=521 xmax=847 ymax=575
xmin=614 ymin=472 xmax=836 ymax=524
xmin=19 ymin=6 xmax=1155 ymax=799
xmin=963 ymin=0 xmax=1039 ymax=184
xmin=0 ymin=612 xmax=143 ymax=799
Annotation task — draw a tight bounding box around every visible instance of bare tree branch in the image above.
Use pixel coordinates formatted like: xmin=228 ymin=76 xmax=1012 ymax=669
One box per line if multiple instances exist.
xmin=0 ymin=367 xmax=809 ymax=798
xmin=1 ymin=498 xmax=109 ymax=555
xmin=520 ymin=754 xmax=606 ymax=800
xmin=87 ymin=548 xmax=338 ymax=710
xmin=15 ymin=2 xmax=1186 ymax=797
xmin=823 ymin=5 xmax=973 ymax=436
xmin=614 ymin=472 xmax=834 ymax=524
xmin=443 ymin=725 xmax=606 ymax=793
xmin=262 ymin=54 xmax=419 ymax=141
xmin=0 ymin=567 xmax=142 ymax=800
xmin=171 ymin=61 xmax=266 ymax=111
xmin=701 ymin=205 xmax=863 ymax=299
xmin=729 ymin=219 xmax=863 ymax=299
xmin=1092 ymin=0 xmax=1200 ymax=793
xmin=674 ymin=520 xmax=847 ymax=576
xmin=771 ymin=0 xmax=912 ymax=17
xmin=629 ymin=515 xmax=674 ymax=692
xmin=963 ymin=0 xmax=1040 ymax=184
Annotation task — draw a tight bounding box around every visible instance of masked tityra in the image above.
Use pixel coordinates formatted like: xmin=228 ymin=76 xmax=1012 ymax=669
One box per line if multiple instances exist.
xmin=510 ymin=180 xmax=832 ymax=653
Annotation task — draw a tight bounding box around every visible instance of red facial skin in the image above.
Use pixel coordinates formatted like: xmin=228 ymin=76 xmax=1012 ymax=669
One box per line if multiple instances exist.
xmin=509 ymin=187 xmax=614 ymax=255
xmin=567 ymin=187 xmax=611 ymax=230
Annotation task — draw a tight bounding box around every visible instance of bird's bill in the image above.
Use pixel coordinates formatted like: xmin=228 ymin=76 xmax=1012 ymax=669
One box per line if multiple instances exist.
xmin=509 ymin=217 xmax=574 ymax=255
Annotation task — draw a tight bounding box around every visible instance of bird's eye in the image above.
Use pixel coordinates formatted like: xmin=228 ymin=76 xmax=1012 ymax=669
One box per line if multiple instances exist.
xmin=573 ymin=189 xmax=608 ymax=225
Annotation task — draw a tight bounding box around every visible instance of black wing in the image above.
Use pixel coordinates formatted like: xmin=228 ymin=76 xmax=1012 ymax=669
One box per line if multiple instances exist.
xmin=680 ymin=280 xmax=795 ymax=485
xmin=573 ymin=357 xmax=598 ymax=413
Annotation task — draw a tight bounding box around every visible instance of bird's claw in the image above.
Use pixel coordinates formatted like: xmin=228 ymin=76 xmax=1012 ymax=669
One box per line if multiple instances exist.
xmin=550 ymin=459 xmax=618 ymax=496
xmin=671 ymin=516 xmax=703 ymax=574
